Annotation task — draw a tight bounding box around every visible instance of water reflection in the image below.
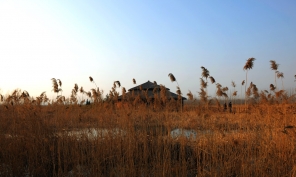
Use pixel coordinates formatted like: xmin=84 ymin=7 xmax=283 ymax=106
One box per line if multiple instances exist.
xmin=170 ymin=128 xmax=214 ymax=140
xmin=57 ymin=128 xmax=126 ymax=140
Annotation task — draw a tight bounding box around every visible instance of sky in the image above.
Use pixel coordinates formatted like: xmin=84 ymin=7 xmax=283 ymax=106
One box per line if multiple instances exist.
xmin=0 ymin=0 xmax=296 ymax=100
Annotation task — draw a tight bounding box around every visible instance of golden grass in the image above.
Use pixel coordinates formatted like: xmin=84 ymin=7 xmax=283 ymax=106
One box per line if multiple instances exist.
xmin=0 ymin=63 xmax=295 ymax=176
xmin=1 ymin=96 xmax=296 ymax=176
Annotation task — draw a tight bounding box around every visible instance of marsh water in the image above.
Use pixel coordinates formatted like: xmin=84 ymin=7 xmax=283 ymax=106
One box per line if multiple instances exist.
xmin=55 ymin=128 xmax=216 ymax=141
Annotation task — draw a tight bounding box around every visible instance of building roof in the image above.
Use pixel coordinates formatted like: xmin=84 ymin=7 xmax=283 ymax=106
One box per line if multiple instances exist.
xmin=128 ymin=80 xmax=169 ymax=91
xmin=119 ymin=80 xmax=187 ymax=100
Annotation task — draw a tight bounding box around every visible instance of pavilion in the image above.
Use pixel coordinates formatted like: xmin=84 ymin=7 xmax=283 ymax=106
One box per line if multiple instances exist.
xmin=118 ymin=80 xmax=187 ymax=101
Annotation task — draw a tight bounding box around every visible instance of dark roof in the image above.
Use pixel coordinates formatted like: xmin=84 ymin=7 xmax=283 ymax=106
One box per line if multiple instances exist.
xmin=128 ymin=81 xmax=169 ymax=91
xmin=119 ymin=80 xmax=186 ymax=100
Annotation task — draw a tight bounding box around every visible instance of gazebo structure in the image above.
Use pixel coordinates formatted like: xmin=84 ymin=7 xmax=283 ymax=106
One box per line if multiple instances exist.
xmin=118 ymin=80 xmax=187 ymax=102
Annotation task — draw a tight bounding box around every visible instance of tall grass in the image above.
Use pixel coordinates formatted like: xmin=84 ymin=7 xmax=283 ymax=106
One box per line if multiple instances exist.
xmin=1 ymin=59 xmax=296 ymax=176
xmin=0 ymin=88 xmax=296 ymax=176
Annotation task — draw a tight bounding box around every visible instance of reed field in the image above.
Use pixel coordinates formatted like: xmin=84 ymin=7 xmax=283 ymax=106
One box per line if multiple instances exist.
xmin=1 ymin=59 xmax=296 ymax=177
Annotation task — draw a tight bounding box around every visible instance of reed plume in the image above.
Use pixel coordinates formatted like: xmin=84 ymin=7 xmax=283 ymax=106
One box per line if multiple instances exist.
xmin=198 ymin=88 xmax=207 ymax=103
xmin=79 ymin=87 xmax=85 ymax=104
xmin=270 ymin=60 xmax=279 ymax=70
xmin=70 ymin=88 xmax=78 ymax=104
xmin=57 ymin=79 xmax=62 ymax=87
xmin=70 ymin=89 xmax=78 ymax=104
xmin=74 ymin=84 xmax=78 ymax=93
xmin=243 ymin=58 xmax=255 ymax=70
xmin=276 ymin=71 xmax=284 ymax=89
xmin=222 ymin=87 xmax=228 ymax=92
xmin=276 ymin=71 xmax=284 ymax=79
xmin=231 ymin=81 xmax=236 ymax=104
xmin=40 ymin=91 xmax=46 ymax=98
xmin=57 ymin=95 xmax=65 ymax=104
xmin=243 ymin=57 xmax=256 ymax=106
xmin=252 ymin=84 xmax=259 ymax=99
xmin=221 ymin=87 xmax=229 ymax=102
xmin=270 ymin=84 xmax=276 ymax=92
xmin=80 ymin=87 xmax=84 ymax=93
xmin=216 ymin=86 xmax=223 ymax=97
xmin=168 ymin=73 xmax=182 ymax=112
xmin=51 ymin=78 xmax=62 ymax=97
xmin=122 ymin=87 xmax=126 ymax=93
xmin=21 ymin=90 xmax=30 ymax=98
xmin=241 ymin=80 xmax=245 ymax=103
xmin=114 ymin=81 xmax=121 ymax=88
xmin=51 ymin=78 xmax=58 ymax=93
xmin=231 ymin=81 xmax=236 ymax=88
xmin=270 ymin=60 xmax=279 ymax=90
xmin=246 ymin=84 xmax=252 ymax=98
xmin=176 ymin=86 xmax=181 ymax=96
xmin=201 ymin=67 xmax=210 ymax=101
xmin=201 ymin=66 xmax=210 ymax=79
xmin=242 ymin=80 xmax=245 ymax=86
xmin=91 ymin=88 xmax=102 ymax=103
xmin=168 ymin=73 xmax=176 ymax=82
xmin=216 ymin=83 xmax=222 ymax=89
xmin=57 ymin=79 xmax=63 ymax=96
xmin=19 ymin=90 xmax=31 ymax=104
xmin=89 ymin=76 xmax=98 ymax=89
xmin=209 ymin=76 xmax=215 ymax=84
xmin=98 ymin=88 xmax=103 ymax=95
xmin=222 ymin=92 xmax=228 ymax=99
xmin=36 ymin=91 xmax=48 ymax=105
xmin=200 ymin=78 xmax=207 ymax=89
xmin=86 ymin=91 xmax=91 ymax=98
xmin=187 ymin=90 xmax=193 ymax=100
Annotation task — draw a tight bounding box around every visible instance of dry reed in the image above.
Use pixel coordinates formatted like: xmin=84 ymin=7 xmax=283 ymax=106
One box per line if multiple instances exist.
xmin=1 ymin=87 xmax=296 ymax=176
xmin=2 ymin=59 xmax=296 ymax=176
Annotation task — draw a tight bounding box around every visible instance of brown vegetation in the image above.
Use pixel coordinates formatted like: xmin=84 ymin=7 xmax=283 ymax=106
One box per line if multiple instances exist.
xmin=0 ymin=60 xmax=296 ymax=176
xmin=0 ymin=88 xmax=296 ymax=176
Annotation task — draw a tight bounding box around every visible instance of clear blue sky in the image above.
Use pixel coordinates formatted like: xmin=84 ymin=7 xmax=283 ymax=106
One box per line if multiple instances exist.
xmin=0 ymin=0 xmax=296 ymax=100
